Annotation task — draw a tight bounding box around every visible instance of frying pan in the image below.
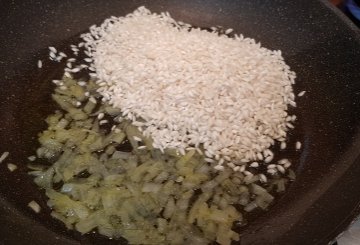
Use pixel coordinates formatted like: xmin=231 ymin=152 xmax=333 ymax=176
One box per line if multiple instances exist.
xmin=0 ymin=0 xmax=360 ymax=244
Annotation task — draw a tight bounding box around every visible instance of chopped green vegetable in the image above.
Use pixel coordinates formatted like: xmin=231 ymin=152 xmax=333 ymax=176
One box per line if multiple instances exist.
xmin=29 ymin=76 xmax=294 ymax=245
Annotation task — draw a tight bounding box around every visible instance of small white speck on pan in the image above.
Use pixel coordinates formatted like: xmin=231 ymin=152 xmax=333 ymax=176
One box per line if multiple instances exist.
xmin=71 ymin=67 xmax=81 ymax=73
xmin=298 ymin=91 xmax=306 ymax=97
xmin=289 ymin=100 xmax=297 ymax=107
xmin=97 ymin=112 xmax=105 ymax=120
xmin=295 ymin=141 xmax=302 ymax=150
xmin=28 ymin=200 xmax=41 ymax=213
xmin=0 ymin=152 xmax=9 ymax=163
xmin=28 ymin=155 xmax=36 ymax=161
xmin=7 ymin=163 xmax=17 ymax=172
xmin=59 ymin=52 xmax=67 ymax=57
xmin=225 ymin=28 xmax=233 ymax=35
xmin=37 ymin=60 xmax=42 ymax=68
xmin=49 ymin=46 xmax=57 ymax=53
xmin=99 ymin=120 xmax=109 ymax=125
xmin=259 ymin=174 xmax=267 ymax=183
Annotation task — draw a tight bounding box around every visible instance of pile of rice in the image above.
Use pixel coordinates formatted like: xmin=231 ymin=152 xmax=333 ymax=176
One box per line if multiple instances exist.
xmin=72 ymin=6 xmax=297 ymax=170
xmin=30 ymin=6 xmax=302 ymax=245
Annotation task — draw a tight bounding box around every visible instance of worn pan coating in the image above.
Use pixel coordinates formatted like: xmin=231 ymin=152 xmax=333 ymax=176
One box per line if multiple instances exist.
xmin=0 ymin=0 xmax=360 ymax=244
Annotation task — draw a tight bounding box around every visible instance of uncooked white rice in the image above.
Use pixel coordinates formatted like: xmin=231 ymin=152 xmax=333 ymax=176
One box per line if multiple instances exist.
xmin=276 ymin=165 xmax=285 ymax=174
xmin=28 ymin=200 xmax=41 ymax=213
xmin=78 ymin=81 xmax=87 ymax=87
xmin=99 ymin=120 xmax=109 ymax=125
xmin=55 ymin=56 xmax=63 ymax=62
xmin=278 ymin=158 xmax=289 ymax=165
xmin=264 ymin=155 xmax=274 ymax=163
xmin=267 ymin=169 xmax=277 ymax=175
xmin=133 ymin=136 xmax=142 ymax=142
xmin=298 ymin=91 xmax=306 ymax=97
xmin=243 ymin=171 xmax=253 ymax=176
xmin=28 ymin=155 xmax=36 ymax=161
xmin=284 ymin=161 xmax=292 ymax=168
xmin=51 ymin=7 xmax=298 ymax=171
xmin=49 ymin=46 xmax=57 ymax=53
xmin=214 ymin=165 xmax=224 ymax=171
xmin=7 ymin=163 xmax=17 ymax=172
xmin=89 ymin=96 xmax=97 ymax=104
xmin=64 ymin=71 xmax=71 ymax=78
xmin=225 ymin=28 xmax=233 ymax=34
xmin=37 ymin=60 xmax=42 ymax=68
xmin=49 ymin=52 xmax=56 ymax=59
xmin=0 ymin=152 xmax=9 ymax=163
xmin=97 ymin=112 xmax=105 ymax=120
xmin=70 ymin=67 xmax=81 ymax=73
xmin=59 ymin=52 xmax=67 ymax=57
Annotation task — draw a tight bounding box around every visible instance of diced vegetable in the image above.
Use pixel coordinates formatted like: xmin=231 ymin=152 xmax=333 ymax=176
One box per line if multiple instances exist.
xmin=28 ymin=76 xmax=293 ymax=245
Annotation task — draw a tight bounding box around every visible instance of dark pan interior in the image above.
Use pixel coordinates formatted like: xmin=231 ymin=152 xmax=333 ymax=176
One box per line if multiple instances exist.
xmin=0 ymin=0 xmax=360 ymax=244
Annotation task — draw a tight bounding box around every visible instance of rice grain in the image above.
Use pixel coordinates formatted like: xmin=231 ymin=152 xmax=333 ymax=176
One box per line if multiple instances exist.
xmin=0 ymin=152 xmax=9 ymax=163
xmin=28 ymin=200 xmax=41 ymax=213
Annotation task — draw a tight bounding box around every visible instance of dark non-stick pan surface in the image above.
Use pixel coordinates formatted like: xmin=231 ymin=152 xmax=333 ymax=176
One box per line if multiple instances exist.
xmin=0 ymin=0 xmax=360 ymax=244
